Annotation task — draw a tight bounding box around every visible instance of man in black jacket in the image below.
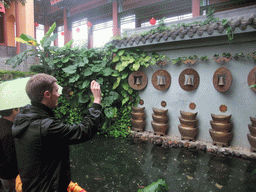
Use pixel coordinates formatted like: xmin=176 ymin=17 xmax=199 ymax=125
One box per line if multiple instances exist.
xmin=0 ymin=108 xmax=19 ymax=192
xmin=12 ymin=73 xmax=104 ymax=192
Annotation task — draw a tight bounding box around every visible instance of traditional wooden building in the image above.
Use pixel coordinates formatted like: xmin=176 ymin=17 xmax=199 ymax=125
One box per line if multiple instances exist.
xmin=0 ymin=0 xmax=255 ymax=71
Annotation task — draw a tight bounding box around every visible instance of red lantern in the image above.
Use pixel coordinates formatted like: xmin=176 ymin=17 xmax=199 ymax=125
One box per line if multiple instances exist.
xmin=0 ymin=3 xmax=5 ymax=13
xmin=150 ymin=17 xmax=156 ymax=25
xmin=34 ymin=22 xmax=39 ymax=28
xmin=87 ymin=21 xmax=92 ymax=29
xmin=61 ymin=32 xmax=64 ymax=36
xmin=76 ymin=28 xmax=80 ymax=32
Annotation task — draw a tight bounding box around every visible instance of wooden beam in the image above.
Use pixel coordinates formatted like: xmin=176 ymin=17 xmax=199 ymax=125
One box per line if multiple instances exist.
xmin=123 ymin=0 xmax=165 ymax=12
xmin=70 ymin=0 xmax=109 ymax=16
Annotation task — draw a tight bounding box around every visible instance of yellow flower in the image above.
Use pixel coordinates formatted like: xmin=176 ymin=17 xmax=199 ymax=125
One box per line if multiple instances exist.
xmin=70 ymin=92 xmax=73 ymax=96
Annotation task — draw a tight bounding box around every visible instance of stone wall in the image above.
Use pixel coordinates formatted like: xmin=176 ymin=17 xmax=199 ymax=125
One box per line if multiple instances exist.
xmin=0 ymin=44 xmax=39 ymax=72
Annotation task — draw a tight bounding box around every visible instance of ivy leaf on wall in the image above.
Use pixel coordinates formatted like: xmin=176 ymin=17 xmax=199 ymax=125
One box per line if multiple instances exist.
xmin=127 ymin=88 xmax=133 ymax=95
xmin=91 ymin=65 xmax=102 ymax=72
xmin=133 ymin=62 xmax=140 ymax=71
xmin=96 ymin=77 xmax=104 ymax=85
xmin=144 ymin=56 xmax=151 ymax=62
xmin=115 ymin=62 xmax=127 ymax=72
xmin=79 ymin=80 xmax=90 ymax=89
xmin=121 ymin=72 xmax=129 ymax=79
xmin=122 ymin=97 xmax=130 ymax=106
xmin=109 ymin=91 xmax=119 ymax=100
xmin=78 ymin=92 xmax=90 ymax=103
xmin=129 ymin=57 xmax=135 ymax=64
xmin=69 ymin=74 xmax=80 ymax=83
xmin=100 ymin=59 xmax=107 ymax=68
xmin=121 ymin=90 xmax=128 ymax=97
xmin=150 ymin=58 xmax=156 ymax=65
xmin=83 ymin=68 xmax=93 ymax=76
xmin=118 ymin=50 xmax=125 ymax=56
xmin=62 ymin=56 xmax=71 ymax=63
xmin=103 ymin=92 xmax=119 ymax=107
xmin=62 ymin=65 xmax=77 ymax=74
xmin=101 ymin=68 xmax=114 ymax=76
xmin=113 ymin=76 xmax=121 ymax=89
xmin=121 ymin=55 xmax=129 ymax=61
xmin=104 ymin=107 xmax=117 ymax=118
xmin=83 ymin=57 xmax=89 ymax=64
xmin=122 ymin=82 xmax=130 ymax=91
xmin=113 ymin=55 xmax=120 ymax=62
xmin=111 ymin=71 xmax=120 ymax=77
xmin=69 ymin=95 xmax=79 ymax=107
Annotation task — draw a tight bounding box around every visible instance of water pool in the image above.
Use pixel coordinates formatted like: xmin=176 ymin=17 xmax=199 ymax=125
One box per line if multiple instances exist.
xmin=70 ymin=135 xmax=256 ymax=192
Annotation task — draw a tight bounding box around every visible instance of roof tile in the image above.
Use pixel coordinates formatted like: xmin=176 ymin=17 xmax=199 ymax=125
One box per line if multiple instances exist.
xmin=111 ymin=11 xmax=256 ymax=48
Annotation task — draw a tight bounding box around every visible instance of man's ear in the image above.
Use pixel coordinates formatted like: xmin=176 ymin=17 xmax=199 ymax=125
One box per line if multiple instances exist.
xmin=43 ymin=90 xmax=51 ymax=100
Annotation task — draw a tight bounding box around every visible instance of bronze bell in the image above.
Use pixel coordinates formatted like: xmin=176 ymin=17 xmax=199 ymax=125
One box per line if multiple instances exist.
xmin=135 ymin=77 xmax=141 ymax=85
xmin=218 ymin=76 xmax=225 ymax=86
xmin=159 ymin=76 xmax=165 ymax=86
xmin=185 ymin=76 xmax=193 ymax=86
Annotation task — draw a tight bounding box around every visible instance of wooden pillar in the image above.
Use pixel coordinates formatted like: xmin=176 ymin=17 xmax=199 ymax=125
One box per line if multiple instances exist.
xmin=15 ymin=1 xmax=20 ymax=54
xmin=44 ymin=17 xmax=50 ymax=34
xmin=135 ymin=15 xmax=141 ymax=28
xmin=34 ymin=25 xmax=37 ymax=40
xmin=3 ymin=13 xmax=7 ymax=46
xmin=44 ymin=25 xmax=50 ymax=35
xmin=88 ymin=24 xmax=93 ymax=49
xmin=54 ymin=28 xmax=58 ymax=46
xmin=112 ymin=0 xmax=120 ymax=36
xmin=192 ymin=0 xmax=200 ymax=17
xmin=64 ymin=7 xmax=72 ymax=45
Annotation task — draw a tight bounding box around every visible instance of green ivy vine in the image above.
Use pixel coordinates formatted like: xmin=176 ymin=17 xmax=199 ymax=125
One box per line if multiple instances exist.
xmin=7 ymin=22 xmax=168 ymax=137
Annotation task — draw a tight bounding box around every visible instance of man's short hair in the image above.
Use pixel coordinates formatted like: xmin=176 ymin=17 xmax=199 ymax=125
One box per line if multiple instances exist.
xmin=26 ymin=73 xmax=57 ymax=103
xmin=0 ymin=108 xmax=18 ymax=117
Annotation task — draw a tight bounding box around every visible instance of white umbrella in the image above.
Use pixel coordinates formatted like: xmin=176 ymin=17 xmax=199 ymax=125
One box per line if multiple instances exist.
xmin=0 ymin=77 xmax=62 ymax=111
xmin=0 ymin=77 xmax=31 ymax=111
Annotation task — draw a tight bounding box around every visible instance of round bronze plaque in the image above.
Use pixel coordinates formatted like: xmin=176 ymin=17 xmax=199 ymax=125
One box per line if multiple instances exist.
xmin=151 ymin=70 xmax=171 ymax=91
xmin=139 ymin=99 xmax=144 ymax=105
xmin=161 ymin=101 xmax=167 ymax=107
xmin=213 ymin=67 xmax=232 ymax=93
xmin=179 ymin=68 xmax=200 ymax=91
xmin=247 ymin=67 xmax=256 ymax=92
xmin=189 ymin=102 xmax=196 ymax=110
xmin=219 ymin=104 xmax=228 ymax=113
xmin=128 ymin=71 xmax=148 ymax=90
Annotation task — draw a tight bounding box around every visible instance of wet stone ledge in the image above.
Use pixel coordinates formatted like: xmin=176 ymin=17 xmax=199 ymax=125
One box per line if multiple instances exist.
xmin=130 ymin=131 xmax=256 ymax=161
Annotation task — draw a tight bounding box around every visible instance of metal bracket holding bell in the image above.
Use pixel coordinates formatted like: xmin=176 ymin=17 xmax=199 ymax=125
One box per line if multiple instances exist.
xmin=128 ymin=71 xmax=148 ymax=90
xmin=152 ymin=70 xmax=171 ymax=91
xmin=179 ymin=68 xmax=200 ymax=91
xmin=213 ymin=67 xmax=232 ymax=93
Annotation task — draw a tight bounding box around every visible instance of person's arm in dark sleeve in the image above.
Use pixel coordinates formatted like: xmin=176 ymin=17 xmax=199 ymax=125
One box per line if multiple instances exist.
xmin=43 ymin=102 xmax=104 ymax=144
xmin=41 ymin=80 xmax=104 ymax=144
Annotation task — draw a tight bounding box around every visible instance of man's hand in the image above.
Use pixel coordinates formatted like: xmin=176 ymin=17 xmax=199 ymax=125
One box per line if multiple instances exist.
xmin=90 ymin=80 xmax=101 ymax=104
